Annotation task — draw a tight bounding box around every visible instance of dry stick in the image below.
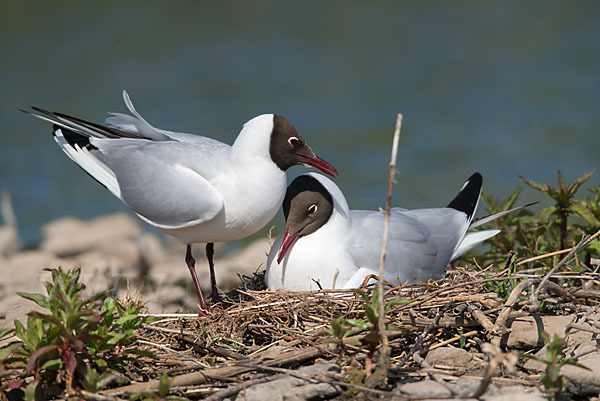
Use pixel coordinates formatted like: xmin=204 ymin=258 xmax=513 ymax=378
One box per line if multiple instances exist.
xmin=234 ymin=364 xmax=393 ymax=397
xmin=428 ymin=329 xmax=479 ymax=351
xmin=202 ymin=374 xmax=287 ymax=401
xmin=78 ymin=390 xmax=125 ymax=401
xmin=370 ymin=114 xmax=403 ymax=387
xmin=492 ymin=279 xmax=536 ymax=335
xmin=104 ymin=341 xmax=333 ymax=396
xmin=467 ymin=305 xmax=495 ymax=333
xmin=136 ymin=340 xmax=211 ymax=369
xmin=401 ymin=301 xmax=454 ymax=365
xmin=534 ymin=228 xmax=600 ymax=298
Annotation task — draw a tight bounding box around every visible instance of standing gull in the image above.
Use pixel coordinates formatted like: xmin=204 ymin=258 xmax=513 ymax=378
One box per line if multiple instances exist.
xmin=26 ymin=91 xmax=338 ymax=308
xmin=266 ymin=172 xmax=523 ymax=290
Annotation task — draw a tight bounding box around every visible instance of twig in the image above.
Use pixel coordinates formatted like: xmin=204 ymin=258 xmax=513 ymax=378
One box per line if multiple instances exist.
xmin=516 ymin=248 xmax=575 ymax=266
xmin=567 ymin=323 xmax=600 ymax=335
xmin=373 ymin=113 xmax=403 ymax=386
xmin=535 ymin=229 xmax=600 ymax=298
xmin=203 ymin=374 xmax=286 ymax=401
xmin=137 ymin=339 xmax=211 ymax=368
xmin=104 ymin=339 xmax=335 ymax=396
xmin=471 ymin=343 xmax=518 ymax=398
xmin=492 ymin=279 xmax=536 ymax=335
xmin=234 ymin=363 xmax=392 ymax=397
xmin=429 ymin=330 xmax=478 ymax=351
xmin=78 ymin=390 xmax=125 ymax=401
xmin=467 ymin=305 xmax=495 ymax=333
xmin=402 ymin=301 xmax=454 ymax=365
xmin=139 ymin=313 xmax=198 ymax=318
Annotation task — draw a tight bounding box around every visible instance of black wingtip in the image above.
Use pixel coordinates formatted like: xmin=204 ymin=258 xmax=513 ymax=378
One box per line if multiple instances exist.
xmin=447 ymin=172 xmax=483 ymax=219
xmin=53 ymin=124 xmax=97 ymax=150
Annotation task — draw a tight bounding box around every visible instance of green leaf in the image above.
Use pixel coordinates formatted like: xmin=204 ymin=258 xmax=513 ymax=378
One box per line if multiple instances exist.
xmin=571 ymin=201 xmax=600 ymax=226
xmin=159 ymin=373 xmax=170 ymax=397
xmin=520 ymin=176 xmax=551 ymax=194
xmin=331 ymin=316 xmax=344 ymax=335
xmin=586 ymin=239 xmax=600 ymax=256
xmin=115 ymin=313 xmax=139 ymax=326
xmin=501 ymin=186 xmax=523 ymax=211
xmin=480 ymin=190 xmax=500 ymax=213
xmin=539 ymin=206 xmax=558 ymax=221
xmin=0 ymin=342 xmax=22 ymax=360
xmin=24 ymin=380 xmax=40 ymax=401
xmin=40 ymin=358 xmax=61 ymax=370
xmin=17 ymin=292 xmax=50 ymax=309
xmin=385 ymin=298 xmax=409 ymax=313
xmin=351 ymin=289 xmax=370 ymax=304
xmin=345 ymin=319 xmax=369 ymax=330
xmin=567 ymin=169 xmax=595 ymax=198
xmin=364 ymin=304 xmax=378 ymax=325
xmin=107 ymin=332 xmax=128 ymax=345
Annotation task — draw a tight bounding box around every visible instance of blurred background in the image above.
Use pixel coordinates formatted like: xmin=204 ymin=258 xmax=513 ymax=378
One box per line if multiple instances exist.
xmin=2 ymin=1 xmax=599 ymax=248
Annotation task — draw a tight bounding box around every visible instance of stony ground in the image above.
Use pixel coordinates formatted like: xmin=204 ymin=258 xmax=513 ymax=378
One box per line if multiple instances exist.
xmin=2 ymin=212 xmax=600 ymax=400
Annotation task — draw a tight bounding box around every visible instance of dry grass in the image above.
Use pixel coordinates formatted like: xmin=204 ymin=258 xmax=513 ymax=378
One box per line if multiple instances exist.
xmin=92 ymin=258 xmax=600 ymax=399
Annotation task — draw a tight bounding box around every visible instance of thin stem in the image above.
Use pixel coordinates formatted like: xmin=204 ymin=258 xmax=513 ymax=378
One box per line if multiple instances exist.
xmin=374 ymin=113 xmax=403 ymax=384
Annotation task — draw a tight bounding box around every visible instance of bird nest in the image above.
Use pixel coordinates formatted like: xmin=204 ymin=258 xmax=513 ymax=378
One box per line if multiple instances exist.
xmin=98 ymin=259 xmax=600 ymax=399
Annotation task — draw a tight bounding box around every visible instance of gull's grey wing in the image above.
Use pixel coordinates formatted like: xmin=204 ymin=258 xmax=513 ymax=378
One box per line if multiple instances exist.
xmin=105 ymin=90 xmax=227 ymax=145
xmin=347 ymin=207 xmax=467 ymax=283
xmin=91 ymin=139 xmax=226 ymax=228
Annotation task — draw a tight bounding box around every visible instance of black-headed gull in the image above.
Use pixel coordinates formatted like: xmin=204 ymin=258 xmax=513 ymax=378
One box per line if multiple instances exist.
xmin=266 ymin=172 xmax=519 ymax=290
xmin=26 ymin=91 xmax=338 ymax=308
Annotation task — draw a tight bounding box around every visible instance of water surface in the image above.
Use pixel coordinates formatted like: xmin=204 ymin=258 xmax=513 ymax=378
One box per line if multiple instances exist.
xmin=1 ymin=1 xmax=599 ymax=246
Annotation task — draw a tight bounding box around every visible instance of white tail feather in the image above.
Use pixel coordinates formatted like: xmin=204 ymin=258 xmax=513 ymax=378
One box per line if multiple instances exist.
xmin=53 ymin=129 xmax=121 ymax=198
xmin=451 ymin=229 xmax=500 ymax=261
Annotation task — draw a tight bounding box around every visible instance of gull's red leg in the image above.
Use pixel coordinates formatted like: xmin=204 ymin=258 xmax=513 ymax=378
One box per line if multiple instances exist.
xmin=185 ymin=244 xmax=207 ymax=309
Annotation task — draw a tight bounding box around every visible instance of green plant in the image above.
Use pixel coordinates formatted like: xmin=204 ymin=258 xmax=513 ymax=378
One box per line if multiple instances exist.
xmin=520 ymin=169 xmax=595 ymax=250
xmin=2 ymin=267 xmax=155 ymax=399
xmin=464 ymin=170 xmax=599 ymax=273
xmin=523 ymin=332 xmax=590 ymax=400
xmin=322 ymin=316 xmax=359 ymax=355
xmin=342 ymin=290 xmax=407 ymax=374
xmin=484 ymin=254 xmax=522 ymax=302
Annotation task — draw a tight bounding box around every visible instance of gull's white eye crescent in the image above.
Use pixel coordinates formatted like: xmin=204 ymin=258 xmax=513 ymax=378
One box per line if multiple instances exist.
xmin=288 ymin=136 xmax=299 ymax=147
xmin=307 ymin=204 xmax=318 ymax=215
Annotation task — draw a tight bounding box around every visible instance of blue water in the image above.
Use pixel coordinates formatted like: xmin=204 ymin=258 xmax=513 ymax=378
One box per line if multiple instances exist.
xmin=1 ymin=1 xmax=599 ymax=246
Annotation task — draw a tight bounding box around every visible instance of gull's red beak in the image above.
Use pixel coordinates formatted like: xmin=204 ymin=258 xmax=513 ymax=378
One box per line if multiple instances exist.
xmin=277 ymin=231 xmax=300 ymax=264
xmin=298 ymin=154 xmax=338 ymax=177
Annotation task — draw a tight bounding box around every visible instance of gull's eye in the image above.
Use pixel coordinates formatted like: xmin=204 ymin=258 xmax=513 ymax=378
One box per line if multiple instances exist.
xmin=307 ymin=204 xmax=318 ymax=215
xmin=288 ymin=136 xmax=300 ymax=147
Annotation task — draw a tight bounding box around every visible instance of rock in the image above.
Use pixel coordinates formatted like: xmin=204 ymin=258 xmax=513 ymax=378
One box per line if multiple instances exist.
xmin=0 ymin=224 xmax=20 ymax=257
xmin=503 ymin=314 xmax=597 ymax=350
xmin=138 ymin=233 xmax=166 ymax=269
xmin=0 ymin=191 xmax=20 ymax=257
xmin=399 ymin=379 xmax=453 ymax=398
xmin=214 ymin=240 xmax=270 ymax=290
xmin=523 ymin=346 xmax=548 ymax=373
xmin=2 ymin=293 xmax=48 ymax=329
xmin=0 ymin=250 xmax=73 ymax=295
xmin=563 ymin=350 xmax=600 ymax=396
xmin=41 ymin=213 xmax=143 ymax=257
xmin=425 ymin=346 xmax=473 ymax=367
xmin=147 ymin=285 xmax=188 ymax=309
xmin=524 ymin=340 xmax=599 ymax=374
xmin=148 ymin=239 xmax=270 ymax=298
xmin=481 ymin=385 xmax=547 ymax=401
xmin=233 ymin=363 xmax=341 ymax=401
xmin=445 ymin=377 xmax=484 ymax=397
